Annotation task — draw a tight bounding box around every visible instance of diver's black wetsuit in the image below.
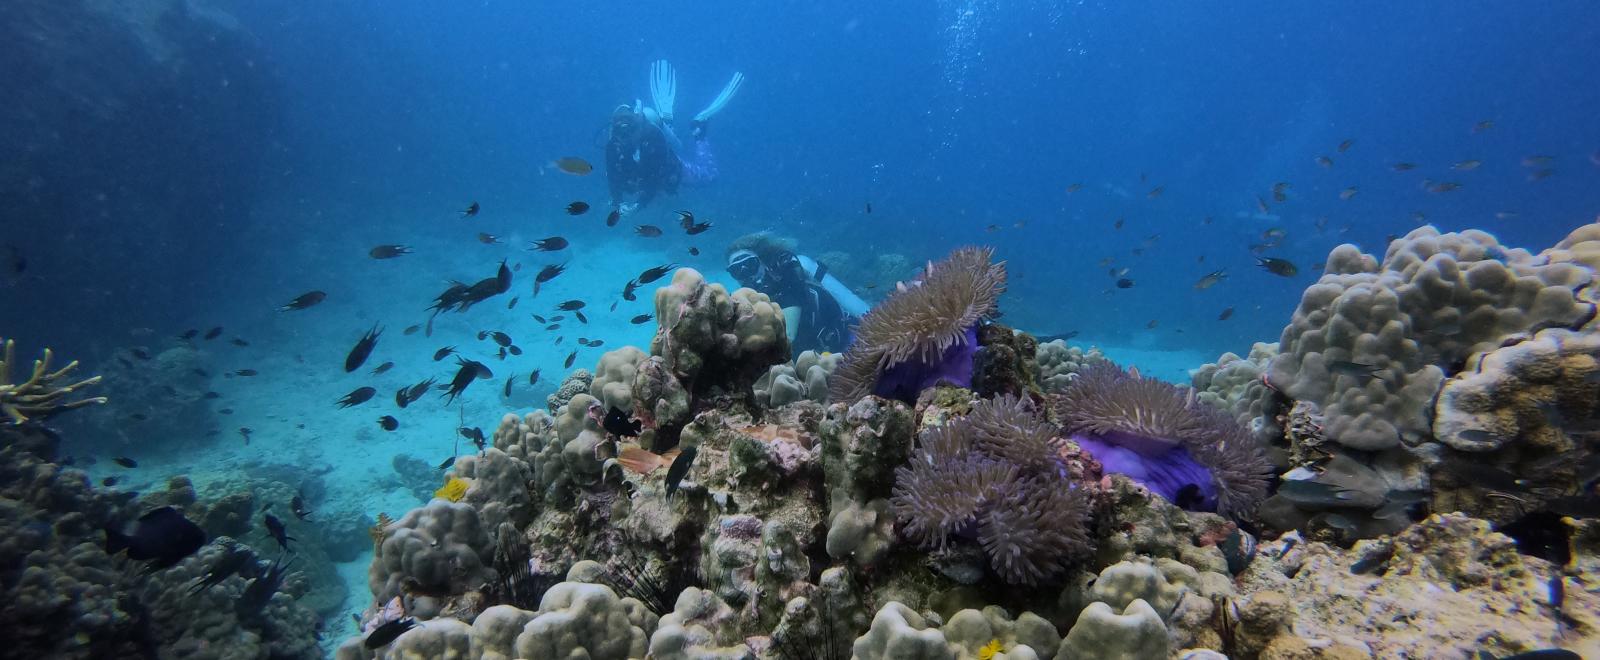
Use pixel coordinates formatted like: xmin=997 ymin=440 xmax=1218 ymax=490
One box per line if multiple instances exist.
xmin=606 ymin=123 xmax=680 ymax=208
xmin=765 ymin=263 xmax=851 ymax=355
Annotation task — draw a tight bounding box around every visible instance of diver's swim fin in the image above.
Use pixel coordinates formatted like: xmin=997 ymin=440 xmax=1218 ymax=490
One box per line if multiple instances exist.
xmin=651 ymin=60 xmax=676 ymax=122
xmin=693 ymin=71 xmax=744 ymax=122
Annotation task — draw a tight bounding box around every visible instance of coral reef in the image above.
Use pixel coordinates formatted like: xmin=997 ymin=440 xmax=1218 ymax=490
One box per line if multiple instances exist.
xmin=0 ymin=338 xmax=105 ymax=424
xmin=830 ymin=246 xmax=1006 ymax=403
xmin=753 ymin=349 xmax=840 ymax=408
xmin=1188 ymin=342 xmax=1283 ymax=447
xmin=1055 ymin=363 xmax=1272 ymax=519
xmin=367 ymin=499 xmax=495 ymax=620
xmin=1033 ymin=340 xmax=1114 ymax=394
xmin=652 ymin=267 xmax=790 ymax=394
xmin=971 ymin=323 xmax=1041 ymax=399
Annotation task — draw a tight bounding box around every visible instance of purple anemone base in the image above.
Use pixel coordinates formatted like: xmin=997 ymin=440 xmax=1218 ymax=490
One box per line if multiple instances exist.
xmin=872 ymin=325 xmax=979 ymax=403
xmin=1072 ymin=432 xmax=1219 ymax=511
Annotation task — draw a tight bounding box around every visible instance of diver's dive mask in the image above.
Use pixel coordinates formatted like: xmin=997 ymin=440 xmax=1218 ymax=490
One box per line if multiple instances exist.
xmin=727 ymin=250 xmax=764 ymax=286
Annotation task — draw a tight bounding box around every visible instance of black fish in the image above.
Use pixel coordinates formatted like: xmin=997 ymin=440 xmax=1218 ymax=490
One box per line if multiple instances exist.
xmin=496 ymin=260 xmax=513 ymax=294
xmin=102 ymin=477 xmax=119 ymax=487
xmin=564 ymin=350 xmax=577 ymax=369
xmin=508 ymin=345 xmax=523 ymax=356
xmin=688 ymin=247 xmax=700 ymax=256
xmin=1256 ymin=257 xmax=1299 ymax=277
xmin=114 ymin=457 xmax=138 ymax=468
xmin=575 ymin=311 xmax=589 ymax=324
xmin=105 ymin=507 xmax=207 ymax=570
xmin=636 ymin=225 xmax=663 ymax=237
xmin=637 ymin=264 xmax=677 ymax=284
xmin=676 ymin=210 xmax=696 ymax=229
xmin=204 ymin=327 xmax=224 ymax=340
xmin=665 ymin=446 xmax=698 ymax=498
xmin=370 ymin=245 xmax=413 ymax=259
xmin=291 ymin=495 xmax=313 ymax=521
xmin=1328 ymin=360 xmax=1384 ymax=380
xmin=239 ymin=427 xmax=253 ymax=444
xmin=378 ymin=415 xmax=399 ymax=431
xmin=461 ymin=201 xmax=479 ymax=218
xmin=179 ymin=329 xmax=200 ymax=340
xmin=337 ymin=386 xmax=377 ymax=408
xmin=279 ymin=291 xmax=327 ymax=311
xmin=434 ymin=346 xmax=456 ymax=361
xmin=606 ymin=207 xmax=621 ymax=227
xmin=1218 ymin=306 xmax=1235 ymax=321
xmin=188 ymin=540 xmax=254 ymax=594
xmin=557 ymin=299 xmax=586 ymax=311
xmin=372 ymin=361 xmax=395 ymax=375
xmin=234 ymin=369 xmax=259 ymax=377
xmin=567 ymin=201 xmax=590 ymax=215
xmin=532 ymin=314 xmax=547 ymax=324
xmin=440 ymin=358 xmax=478 ymax=404
xmin=503 ymin=376 xmax=513 ymax=398
xmin=437 ymin=456 xmax=456 ymax=471
xmin=345 ymin=324 xmax=383 ymax=373
xmin=231 ymin=338 xmax=250 ymax=347
xmin=534 ymin=263 xmax=566 ymax=296
xmin=458 ymin=426 xmax=486 ymax=445
xmin=529 ymin=236 xmax=568 ymax=251
xmin=470 ymin=360 xmax=494 ymax=379
xmin=631 ymin=314 xmax=654 ymax=324
xmin=622 ymin=279 xmax=641 ymax=301
xmin=507 ymin=296 xmax=519 ymax=310
xmin=237 ymin=554 xmax=296 ymax=621
xmin=528 ymin=369 xmax=541 ymax=386
xmin=397 ymin=377 xmax=435 ymax=408
xmin=1116 ymin=278 xmax=1134 ymax=289
xmin=686 ymin=220 xmax=712 ymax=235
xmin=603 ymin=406 xmax=642 ymax=438
xmin=549 ymin=315 xmax=565 ymax=322
xmin=365 ymin=618 xmax=418 ymax=649
xmin=403 ymin=324 xmax=421 ymax=335
xmin=264 ymin=513 xmax=294 ymax=552
xmin=585 ymin=338 xmax=603 ymax=347
xmin=489 ymin=331 xmax=513 ymax=347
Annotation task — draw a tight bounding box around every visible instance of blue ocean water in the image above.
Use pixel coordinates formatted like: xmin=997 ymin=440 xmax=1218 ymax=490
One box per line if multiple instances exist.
xmin=4 ymin=0 xmax=1599 ymax=655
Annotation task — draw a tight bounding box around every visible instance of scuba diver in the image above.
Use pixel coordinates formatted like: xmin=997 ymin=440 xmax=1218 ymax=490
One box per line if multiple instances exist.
xmin=725 ymin=233 xmax=871 ymax=355
xmin=607 ymin=60 xmax=744 ymax=218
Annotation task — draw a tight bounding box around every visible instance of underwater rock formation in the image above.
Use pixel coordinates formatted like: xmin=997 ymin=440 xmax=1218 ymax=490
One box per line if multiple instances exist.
xmin=753 ymin=349 xmax=839 ymax=409
xmin=1034 ymin=340 xmax=1115 ymax=395
xmin=830 ymin=246 xmax=1006 ymax=403
xmin=652 ymin=267 xmax=790 ymax=395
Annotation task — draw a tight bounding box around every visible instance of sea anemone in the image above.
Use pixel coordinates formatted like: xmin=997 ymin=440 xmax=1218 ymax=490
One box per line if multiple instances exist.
xmin=829 ymin=246 xmax=1006 ymax=403
xmin=890 ymin=397 xmax=1091 ymax=585
xmin=1054 ymin=363 xmax=1271 ymax=519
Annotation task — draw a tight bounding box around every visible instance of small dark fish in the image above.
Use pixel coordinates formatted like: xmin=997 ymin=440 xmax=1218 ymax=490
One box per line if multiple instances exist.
xmin=1115 ymin=278 xmax=1134 ymax=289
xmin=470 ymin=360 xmax=494 ymax=379
xmin=1146 ymin=185 xmax=1164 ymax=199
xmin=440 ymin=358 xmax=478 ymax=404
xmin=477 ymin=232 xmax=503 ymax=245
xmin=279 ymin=291 xmax=326 ymax=311
xmin=1114 ymin=217 xmax=1125 ymax=230
xmin=345 ymin=324 xmax=383 ymax=373
xmin=461 ymin=201 xmax=480 ymax=218
xmin=179 ymin=329 xmax=200 ymax=340
xmin=397 ymin=377 xmax=435 ymax=408
xmin=865 ymin=202 xmax=872 ymax=214
xmin=102 ymin=477 xmax=119 ymax=487
xmin=508 ymin=345 xmax=523 ymax=356
xmin=631 ymin=314 xmax=653 ymax=324
xmin=437 ymin=456 xmax=456 ymax=471
xmin=566 ymin=201 xmax=590 ymax=215
xmin=532 ymin=314 xmax=547 ymax=324
xmin=433 ymin=346 xmax=456 ymax=361
xmin=337 ymin=386 xmax=377 ymax=408
xmin=490 ymin=331 xmax=513 ymax=347
xmin=557 ymin=299 xmax=586 ymax=311
xmin=688 ymin=247 xmax=700 ymax=256
xmin=685 ymin=220 xmax=713 ymax=235
xmin=587 ymin=339 xmax=603 ymax=347
xmin=1218 ymin=306 xmax=1235 ymax=321
xmin=527 ymin=235 xmax=571 ymax=253
xmin=610 ymin=301 xmax=618 ymax=311
xmin=622 ymin=279 xmax=641 ymax=301
xmin=574 ymin=311 xmax=588 ymax=324
xmin=378 ymin=415 xmax=399 ymax=431
xmin=1349 ymin=542 xmax=1394 ymax=575
xmin=1328 ymin=360 xmax=1384 ymax=380
xmin=603 ymin=406 xmax=643 ymax=437
xmin=234 ymin=369 xmax=258 ymax=377
xmin=507 ymin=296 xmax=519 ymax=310
xmin=204 ymin=327 xmax=223 ymax=340
xmin=676 ymin=210 xmax=697 ymax=229
xmin=402 ymin=325 xmax=420 ymax=336
xmin=365 ymin=617 xmax=418 ymax=650
xmin=545 ymin=324 xmax=562 ymax=331
xmin=554 ymin=157 xmax=593 ymax=175
xmin=1392 ymin=162 xmax=1417 ymax=171
xmin=238 ymin=428 xmax=252 ymax=444
xmin=1146 ymin=319 xmax=1158 ymax=329
xmin=564 ymin=350 xmax=578 ymax=368
xmin=577 ymin=338 xmax=590 ymax=347
xmin=533 ymin=263 xmax=567 ymax=296
xmin=264 ymin=513 xmax=294 ymax=552
xmin=635 ymin=225 xmax=663 ymax=237
xmin=665 ymin=446 xmax=698 ymax=498
xmin=528 ymin=370 xmax=541 ymax=385
xmin=131 ymin=348 xmax=153 ymax=360
xmin=1194 ymin=269 xmax=1227 ymax=290
xmin=503 ymin=377 xmax=513 ymax=398
xmin=606 ymin=207 xmax=621 ymax=227
xmin=458 ymin=426 xmax=486 ymax=445
xmin=369 ymin=245 xmax=413 ymax=259
xmin=1315 ymin=155 xmax=1333 ymax=168
xmin=114 ymin=457 xmax=138 ymax=468
xmin=231 ymin=338 xmax=250 ymax=347
xmin=291 ymin=495 xmax=313 ymax=521
xmin=219 ymin=408 xmax=234 ymax=415
xmin=637 ymin=264 xmax=677 ymax=284
xmin=105 ymin=506 xmax=207 ymax=570
xmin=1339 ymin=187 xmax=1358 ymax=201
xmin=371 ymin=361 xmax=394 ymax=375
xmin=1337 ymin=138 xmax=1354 ymax=153
xmin=551 ymin=314 xmax=565 ymax=322
xmin=1256 ymin=257 xmax=1299 ymax=277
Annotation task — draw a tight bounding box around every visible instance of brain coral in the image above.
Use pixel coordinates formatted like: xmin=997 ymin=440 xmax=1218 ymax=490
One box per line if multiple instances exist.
xmin=1266 ymin=225 xmax=1596 ymax=450
xmin=830 ymin=246 xmax=1006 ymax=403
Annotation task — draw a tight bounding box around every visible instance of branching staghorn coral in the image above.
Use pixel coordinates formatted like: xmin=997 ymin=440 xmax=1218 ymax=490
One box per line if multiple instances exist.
xmin=0 ymin=338 xmax=106 ymax=423
xmin=890 ymin=395 xmax=1091 ymax=585
xmin=829 ymin=246 xmax=1006 ymax=403
xmin=1055 ymin=363 xmax=1272 ymax=520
